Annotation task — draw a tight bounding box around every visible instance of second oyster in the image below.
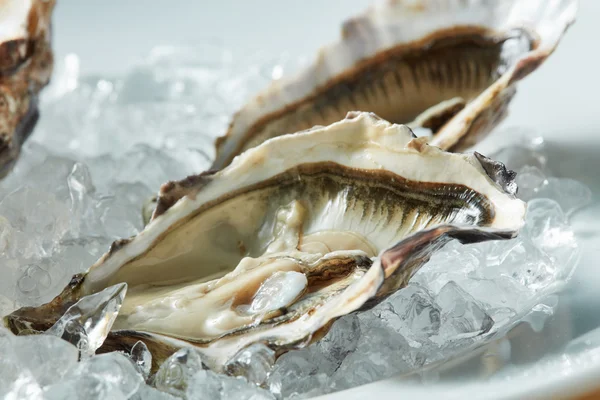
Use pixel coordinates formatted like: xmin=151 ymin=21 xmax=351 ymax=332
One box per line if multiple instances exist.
xmin=213 ymin=0 xmax=576 ymax=169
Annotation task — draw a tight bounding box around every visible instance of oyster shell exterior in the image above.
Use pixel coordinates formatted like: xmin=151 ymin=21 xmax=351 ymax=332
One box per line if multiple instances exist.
xmin=0 ymin=0 xmax=55 ymax=177
xmin=213 ymin=0 xmax=577 ymax=169
xmin=5 ymin=112 xmax=526 ymax=372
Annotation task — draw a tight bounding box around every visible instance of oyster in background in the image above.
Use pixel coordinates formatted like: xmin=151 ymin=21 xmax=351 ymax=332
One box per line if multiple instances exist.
xmin=5 ymin=112 xmax=526 ymax=372
xmin=213 ymin=0 xmax=577 ymax=169
xmin=0 ymin=0 xmax=55 ymax=177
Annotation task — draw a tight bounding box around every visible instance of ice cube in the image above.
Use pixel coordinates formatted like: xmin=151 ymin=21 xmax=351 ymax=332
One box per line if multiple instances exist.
xmin=11 ymin=334 xmax=79 ymax=387
xmin=0 ymin=187 xmax=71 ymax=258
xmin=225 ymin=343 xmax=275 ymax=386
xmin=316 ymin=314 xmax=361 ymax=366
xmin=534 ymin=177 xmax=592 ymax=217
xmin=435 ymin=281 xmax=494 ymax=340
xmin=490 ymin=142 xmax=547 ymax=172
xmin=130 ymin=384 xmax=180 ymax=400
xmin=44 ymin=352 xmax=143 ymax=400
xmin=516 ymin=165 xmax=547 ymax=200
xmin=188 ymin=369 xmax=275 ymax=400
xmin=412 ymin=241 xmax=481 ymax=294
xmin=46 ymin=283 xmax=127 ymax=357
xmin=0 ymin=331 xmax=74 ymax=399
xmin=329 ymin=309 xmax=414 ymax=391
xmin=0 ymin=293 xmax=16 ymax=316
xmin=16 ymin=263 xmax=52 ymax=299
xmin=268 ymin=352 xmax=329 ymax=399
xmin=95 ymin=182 xmax=152 ymax=239
xmin=525 ymin=199 xmax=578 ymax=280
xmin=152 ymin=347 xmax=209 ymax=397
xmin=1 ymin=372 xmax=42 ymax=400
xmin=67 ymin=162 xmax=96 ymax=236
xmin=130 ymin=341 xmax=152 ymax=379
xmin=392 ymin=284 xmax=441 ymax=338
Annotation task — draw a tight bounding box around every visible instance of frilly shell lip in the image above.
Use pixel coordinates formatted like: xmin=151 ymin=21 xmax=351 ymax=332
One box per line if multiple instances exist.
xmin=213 ymin=0 xmax=577 ymax=168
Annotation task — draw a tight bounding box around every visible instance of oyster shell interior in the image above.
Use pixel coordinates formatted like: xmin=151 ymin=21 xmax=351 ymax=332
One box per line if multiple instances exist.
xmin=5 ymin=112 xmax=526 ymax=371
xmin=213 ymin=0 xmax=576 ymax=169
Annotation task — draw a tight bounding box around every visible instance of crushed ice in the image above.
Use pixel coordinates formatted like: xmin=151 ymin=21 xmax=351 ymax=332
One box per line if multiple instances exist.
xmin=0 ymin=46 xmax=590 ymax=399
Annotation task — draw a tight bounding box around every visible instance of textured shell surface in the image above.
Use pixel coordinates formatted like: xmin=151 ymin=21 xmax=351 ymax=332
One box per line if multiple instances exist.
xmin=5 ymin=112 xmax=526 ymax=372
xmin=0 ymin=0 xmax=55 ymax=177
xmin=213 ymin=0 xmax=577 ymax=169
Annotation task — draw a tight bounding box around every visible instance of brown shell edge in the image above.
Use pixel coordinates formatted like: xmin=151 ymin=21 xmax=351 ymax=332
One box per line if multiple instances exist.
xmin=152 ymin=169 xmax=219 ymax=219
xmin=4 ymin=273 xmax=85 ymax=334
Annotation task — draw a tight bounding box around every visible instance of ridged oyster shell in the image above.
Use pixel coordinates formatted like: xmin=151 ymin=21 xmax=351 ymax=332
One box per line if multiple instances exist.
xmin=5 ymin=112 xmax=526 ymax=372
xmin=213 ymin=0 xmax=577 ymax=169
xmin=0 ymin=0 xmax=55 ymax=177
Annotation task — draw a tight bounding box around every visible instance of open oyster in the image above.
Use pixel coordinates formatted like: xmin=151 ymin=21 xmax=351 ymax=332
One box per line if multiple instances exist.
xmin=0 ymin=0 xmax=55 ymax=177
xmin=213 ymin=0 xmax=576 ymax=169
xmin=5 ymin=112 xmax=526 ymax=372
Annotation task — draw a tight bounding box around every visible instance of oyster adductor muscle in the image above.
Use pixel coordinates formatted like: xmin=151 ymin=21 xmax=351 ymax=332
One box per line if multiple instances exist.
xmin=5 ymin=112 xmax=526 ymax=371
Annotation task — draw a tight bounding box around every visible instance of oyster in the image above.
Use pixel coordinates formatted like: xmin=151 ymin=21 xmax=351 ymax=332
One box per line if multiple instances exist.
xmin=213 ymin=0 xmax=576 ymax=169
xmin=5 ymin=112 xmax=526 ymax=372
xmin=0 ymin=0 xmax=55 ymax=177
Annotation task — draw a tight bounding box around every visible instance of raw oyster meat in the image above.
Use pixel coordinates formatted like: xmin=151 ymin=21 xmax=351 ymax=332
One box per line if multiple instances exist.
xmin=5 ymin=112 xmax=526 ymax=372
xmin=213 ymin=0 xmax=576 ymax=169
xmin=0 ymin=0 xmax=55 ymax=177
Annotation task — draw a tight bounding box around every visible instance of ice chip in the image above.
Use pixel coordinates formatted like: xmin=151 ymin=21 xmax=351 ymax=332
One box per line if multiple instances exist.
xmin=225 ymin=343 xmax=275 ymax=386
xmin=0 ymin=187 xmax=71 ymax=258
xmin=516 ymin=165 xmax=547 ymax=200
xmin=116 ymin=144 xmax=193 ymax=189
xmin=0 ymin=293 xmax=16 ymax=316
xmin=77 ymin=353 xmax=143 ymax=397
xmin=11 ymin=334 xmax=79 ymax=387
xmin=96 ymin=182 xmax=152 ymax=239
xmin=490 ymin=142 xmax=547 ymax=172
xmin=45 ymin=352 xmax=143 ymax=400
xmin=130 ymin=340 xmax=152 ymax=379
xmin=188 ymin=369 xmax=275 ymax=400
xmin=534 ymin=177 xmax=592 ymax=216
xmin=1 ymin=371 xmax=43 ymax=400
xmin=130 ymin=384 xmax=180 ymax=400
xmin=67 ymin=162 xmax=95 ymax=236
xmin=46 ymin=283 xmax=127 ymax=357
xmin=268 ymin=352 xmax=329 ymax=399
xmin=316 ymin=314 xmax=361 ymax=365
xmin=0 ymin=332 xmax=43 ymax=400
xmin=525 ymin=199 xmax=578 ymax=279
xmin=436 ymin=281 xmax=494 ymax=339
xmin=392 ymin=284 xmax=441 ymax=338
xmin=153 ymin=347 xmax=209 ymax=397
xmin=17 ymin=264 xmax=52 ymax=296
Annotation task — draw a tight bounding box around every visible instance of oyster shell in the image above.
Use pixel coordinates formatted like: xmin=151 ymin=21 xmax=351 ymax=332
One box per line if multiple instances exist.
xmin=213 ymin=0 xmax=576 ymax=169
xmin=5 ymin=112 xmax=526 ymax=372
xmin=0 ymin=0 xmax=55 ymax=177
